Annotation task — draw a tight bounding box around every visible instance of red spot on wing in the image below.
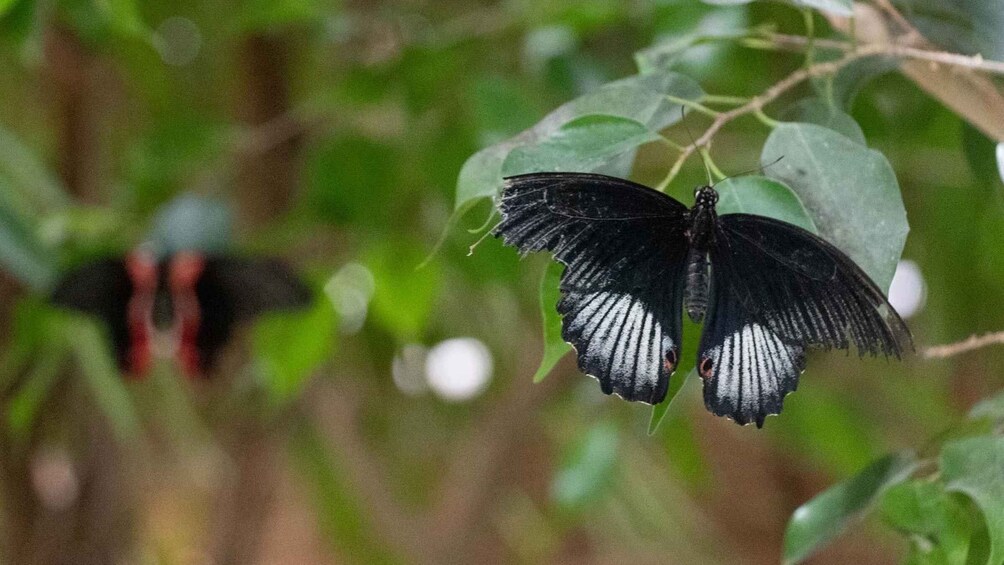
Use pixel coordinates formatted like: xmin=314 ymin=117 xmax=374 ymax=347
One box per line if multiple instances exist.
xmin=170 ymin=252 xmax=206 ymax=378
xmin=699 ymin=357 xmax=714 ymax=379
xmin=663 ymin=348 xmax=678 ymax=373
xmin=125 ymin=251 xmax=157 ymax=378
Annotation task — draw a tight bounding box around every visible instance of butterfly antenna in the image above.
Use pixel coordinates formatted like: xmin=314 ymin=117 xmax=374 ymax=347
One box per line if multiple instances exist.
xmin=680 ymin=106 xmax=713 ymax=186
xmin=711 ymin=155 xmax=785 ymax=188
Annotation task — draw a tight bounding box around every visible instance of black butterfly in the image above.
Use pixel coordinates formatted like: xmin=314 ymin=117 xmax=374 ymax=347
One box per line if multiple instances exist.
xmin=494 ymin=172 xmax=912 ymax=427
xmin=51 ymin=250 xmax=311 ymax=378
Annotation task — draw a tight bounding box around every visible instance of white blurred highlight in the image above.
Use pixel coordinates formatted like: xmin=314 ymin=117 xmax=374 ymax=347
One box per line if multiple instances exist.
xmin=392 ymin=344 xmax=428 ymax=396
xmin=888 ymin=259 xmax=926 ymax=319
xmin=425 ymin=338 xmax=493 ymax=402
xmin=31 ymin=448 xmax=79 ymax=511
xmin=325 ymin=263 xmax=376 ymax=334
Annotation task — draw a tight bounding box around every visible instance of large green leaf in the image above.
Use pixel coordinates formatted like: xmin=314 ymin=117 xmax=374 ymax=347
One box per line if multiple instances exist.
xmin=780 ymin=97 xmax=865 ymax=145
xmin=552 ymin=421 xmax=619 ymax=511
xmin=880 ymin=480 xmax=972 ymax=565
xmin=761 ymin=123 xmax=908 ymax=291
xmin=503 ymin=115 xmax=662 ymax=175
xmin=941 ymin=437 xmax=1004 ymax=565
xmin=533 ymin=261 xmax=571 ymax=383
xmin=715 ymin=176 xmax=818 ymax=233
xmin=782 ymin=451 xmax=917 ymax=564
xmin=455 ymin=70 xmax=703 ymax=210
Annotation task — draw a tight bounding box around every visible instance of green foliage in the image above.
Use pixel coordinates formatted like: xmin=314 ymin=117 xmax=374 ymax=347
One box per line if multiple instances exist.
xmin=552 ymin=420 xmax=619 ymax=511
xmin=255 ymin=292 xmax=337 ymax=405
xmin=503 ymin=114 xmax=663 ymax=175
xmin=715 ymin=175 xmax=818 ymax=232
xmin=941 ymin=438 xmax=1004 ymax=565
xmin=456 ymin=70 xmax=703 ymax=210
xmin=534 ymin=261 xmax=571 ymax=383
xmin=762 ymin=122 xmax=907 ymax=290
xmin=783 ymin=451 xmax=917 ymax=564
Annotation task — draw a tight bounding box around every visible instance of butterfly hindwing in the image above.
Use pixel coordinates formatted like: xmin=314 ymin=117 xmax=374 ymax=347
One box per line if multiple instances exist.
xmin=697 ymin=271 xmax=806 ymax=427
xmin=496 ymin=173 xmax=690 ymax=403
xmin=698 ymin=213 xmax=912 ymax=426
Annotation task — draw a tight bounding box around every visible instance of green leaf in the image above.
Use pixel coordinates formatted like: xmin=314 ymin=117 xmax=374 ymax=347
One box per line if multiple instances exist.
xmin=762 ymin=123 xmax=908 ymax=291
xmin=969 ymin=389 xmax=1004 ymax=422
xmin=649 ymin=317 xmax=702 ymax=435
xmin=818 ymin=55 xmax=899 ymax=109
xmin=881 ymin=480 xmax=972 ymax=565
xmin=503 ymin=115 xmax=662 ymax=176
xmin=95 ymin=0 xmax=148 ymax=37
xmin=648 ymin=369 xmax=696 ymax=435
xmin=715 ymin=176 xmax=818 ymax=233
xmin=255 ymin=292 xmax=336 ymax=405
xmin=782 ymin=451 xmax=917 ymax=564
xmin=0 ymin=0 xmax=18 ymax=18
xmin=552 ymin=421 xmax=619 ymax=511
xmin=66 ymin=319 xmax=141 ymax=442
xmin=366 ymin=240 xmax=441 ymax=341
xmin=0 ymin=196 xmax=57 ymax=290
xmin=700 ymin=0 xmax=852 ymax=16
xmin=6 ymin=345 xmax=65 ymax=437
xmin=534 ymin=261 xmax=571 ymax=383
xmin=456 ymin=70 xmax=703 ymax=210
xmin=941 ymin=437 xmax=1004 ymax=565
xmin=780 ymin=97 xmax=866 ymax=145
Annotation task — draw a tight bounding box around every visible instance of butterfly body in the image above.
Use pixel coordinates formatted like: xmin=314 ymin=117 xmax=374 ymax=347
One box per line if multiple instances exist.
xmin=495 ymin=172 xmax=912 ymax=427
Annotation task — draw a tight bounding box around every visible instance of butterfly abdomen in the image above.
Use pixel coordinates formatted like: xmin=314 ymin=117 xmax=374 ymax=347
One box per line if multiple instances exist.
xmin=684 ymin=248 xmax=710 ymax=323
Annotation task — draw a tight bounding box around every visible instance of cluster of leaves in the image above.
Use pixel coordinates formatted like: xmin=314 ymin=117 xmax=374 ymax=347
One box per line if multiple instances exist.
xmin=455 ymin=0 xmax=1004 ymax=562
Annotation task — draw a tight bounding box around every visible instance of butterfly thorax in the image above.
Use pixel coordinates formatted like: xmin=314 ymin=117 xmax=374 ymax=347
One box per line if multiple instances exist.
xmin=684 ymin=186 xmax=719 ymax=323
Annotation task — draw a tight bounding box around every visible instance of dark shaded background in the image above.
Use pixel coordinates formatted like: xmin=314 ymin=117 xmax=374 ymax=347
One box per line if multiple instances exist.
xmin=0 ymin=1 xmax=1002 ymax=564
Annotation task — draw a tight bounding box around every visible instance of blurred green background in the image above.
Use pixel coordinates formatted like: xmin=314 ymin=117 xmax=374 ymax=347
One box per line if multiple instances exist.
xmin=1 ymin=0 xmax=1004 ymax=564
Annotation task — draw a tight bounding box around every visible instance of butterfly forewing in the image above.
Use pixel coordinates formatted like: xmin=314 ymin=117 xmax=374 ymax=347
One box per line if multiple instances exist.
xmin=496 ymin=173 xmax=690 ymax=403
xmin=194 ymin=257 xmax=312 ymax=371
xmin=712 ymin=214 xmax=912 ymax=357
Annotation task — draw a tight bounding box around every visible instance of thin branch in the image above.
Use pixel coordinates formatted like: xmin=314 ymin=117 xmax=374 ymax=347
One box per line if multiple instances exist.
xmin=664 ymin=46 xmax=880 ymax=186
xmin=923 ymin=332 xmax=1004 ymax=359
xmin=767 ymin=33 xmax=1004 ymax=76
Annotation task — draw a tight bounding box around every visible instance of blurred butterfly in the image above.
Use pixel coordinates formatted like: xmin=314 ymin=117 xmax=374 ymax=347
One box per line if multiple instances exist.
xmin=51 ymin=250 xmax=311 ymax=378
xmin=495 ymin=172 xmax=912 ymax=427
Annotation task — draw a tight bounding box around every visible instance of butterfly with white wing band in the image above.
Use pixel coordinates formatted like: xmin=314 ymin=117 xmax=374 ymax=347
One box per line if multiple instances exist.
xmin=494 ymin=172 xmax=912 ymax=427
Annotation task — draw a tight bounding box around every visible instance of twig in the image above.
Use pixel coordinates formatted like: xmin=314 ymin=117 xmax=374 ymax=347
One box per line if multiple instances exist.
xmin=767 ymin=33 xmax=1004 ymax=76
xmin=923 ymin=332 xmax=1004 ymax=359
xmin=662 ymin=46 xmax=881 ymax=187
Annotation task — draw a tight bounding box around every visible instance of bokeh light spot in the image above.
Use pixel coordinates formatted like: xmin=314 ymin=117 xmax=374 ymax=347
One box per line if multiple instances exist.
xmin=425 ymin=338 xmax=493 ymax=402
